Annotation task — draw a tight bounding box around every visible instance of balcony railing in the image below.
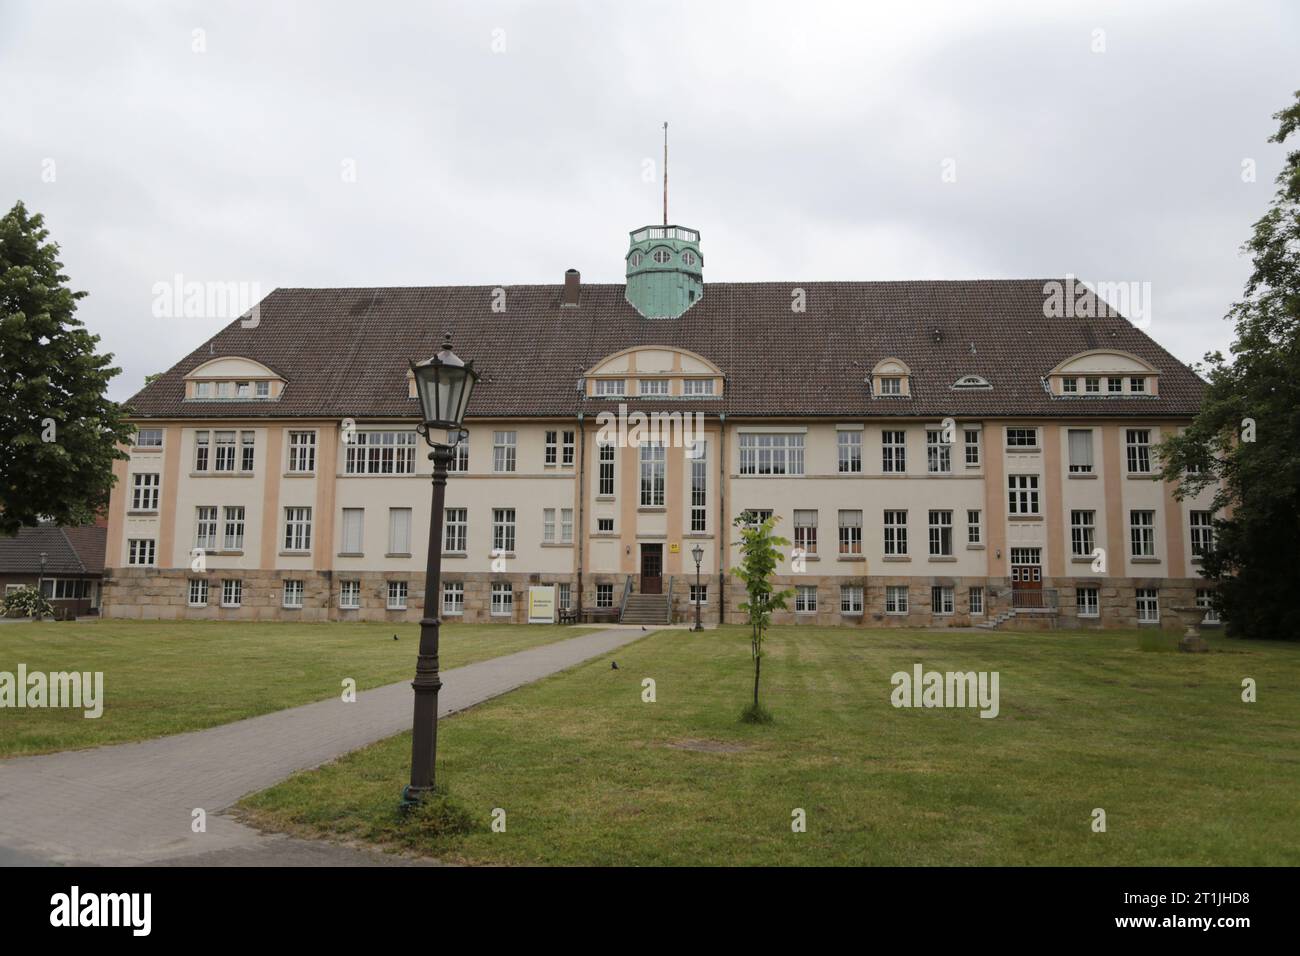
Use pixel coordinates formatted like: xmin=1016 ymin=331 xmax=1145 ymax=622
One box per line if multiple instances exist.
xmin=1011 ymin=587 xmax=1059 ymax=611
xmin=630 ymin=225 xmax=699 ymax=243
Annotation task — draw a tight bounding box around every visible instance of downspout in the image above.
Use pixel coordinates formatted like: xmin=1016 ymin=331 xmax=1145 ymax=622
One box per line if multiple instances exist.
xmin=718 ymin=412 xmax=726 ymax=625
xmin=576 ymin=412 xmax=585 ymax=616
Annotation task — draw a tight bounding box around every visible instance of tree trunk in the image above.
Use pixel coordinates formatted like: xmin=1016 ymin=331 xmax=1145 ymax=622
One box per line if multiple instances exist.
xmin=753 ymin=648 xmax=761 ymax=707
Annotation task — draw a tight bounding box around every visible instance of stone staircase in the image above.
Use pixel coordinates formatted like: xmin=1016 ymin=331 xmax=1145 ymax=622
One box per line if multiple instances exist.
xmin=976 ymin=609 xmax=1017 ymax=630
xmin=621 ymin=593 xmax=672 ymax=626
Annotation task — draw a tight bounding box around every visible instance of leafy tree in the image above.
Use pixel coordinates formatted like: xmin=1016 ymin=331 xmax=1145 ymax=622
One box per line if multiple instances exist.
xmin=2 ymin=585 xmax=54 ymax=620
xmin=1156 ymin=91 xmax=1300 ymax=640
xmin=0 ymin=201 xmax=132 ymax=535
xmin=731 ymin=513 xmax=793 ymax=721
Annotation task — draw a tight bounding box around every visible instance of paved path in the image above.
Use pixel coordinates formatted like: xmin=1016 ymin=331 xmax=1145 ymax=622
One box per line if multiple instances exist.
xmin=0 ymin=627 xmax=643 ymax=866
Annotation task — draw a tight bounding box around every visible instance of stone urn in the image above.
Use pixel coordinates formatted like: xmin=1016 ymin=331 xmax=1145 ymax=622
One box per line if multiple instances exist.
xmin=1179 ymin=623 xmax=1209 ymax=653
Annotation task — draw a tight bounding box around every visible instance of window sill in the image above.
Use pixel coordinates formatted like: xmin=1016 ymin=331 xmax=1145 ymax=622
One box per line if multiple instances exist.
xmin=1131 ymin=557 xmax=1161 ymax=564
xmin=386 ymin=552 xmax=412 ymax=559
xmin=279 ymin=550 xmax=310 ymax=557
xmin=840 ymin=611 xmax=864 ymax=617
xmin=386 ymin=606 xmax=408 ymax=612
xmin=1008 ymin=514 xmax=1043 ymax=521
xmin=187 ymin=602 xmax=207 ymax=608
xmin=219 ymin=604 xmax=242 ymax=609
xmin=1070 ymin=556 xmax=1095 ymax=564
xmin=541 ymin=542 xmax=575 ymax=548
xmin=127 ymin=510 xmax=159 ymax=517
xmin=797 ymin=554 xmax=821 ymax=562
xmin=442 ymin=551 xmax=468 ymax=558
xmin=1078 ymin=613 xmax=1100 ymax=619
xmin=966 ymin=544 xmax=985 ymax=551
xmin=190 ymin=472 xmax=255 ymax=478
xmin=1068 ymin=472 xmax=1097 ymax=479
xmin=131 ymin=447 xmax=163 ymax=454
xmin=881 ymin=556 xmax=911 ymax=562
xmin=1126 ymin=472 xmax=1155 ymax=480
xmin=637 ymin=507 xmax=666 ymax=514
xmin=590 ymin=533 xmax=618 ymax=539
xmin=684 ymin=532 xmax=714 ymax=539
xmin=837 ymin=556 xmax=866 ymax=563
xmin=443 ymin=610 xmax=464 ymax=617
xmin=283 ymin=472 xmax=316 ymax=478
xmin=283 ymin=604 xmax=304 ymax=610
xmin=595 ymin=495 xmax=615 ymax=502
xmin=337 ymin=552 xmax=364 ymax=558
xmin=928 ymin=556 xmax=958 ymax=563
xmin=1005 ymin=447 xmax=1042 ymax=454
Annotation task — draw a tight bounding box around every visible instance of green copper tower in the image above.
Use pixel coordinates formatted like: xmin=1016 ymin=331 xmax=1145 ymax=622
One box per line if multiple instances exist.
xmin=624 ymin=224 xmax=704 ymax=319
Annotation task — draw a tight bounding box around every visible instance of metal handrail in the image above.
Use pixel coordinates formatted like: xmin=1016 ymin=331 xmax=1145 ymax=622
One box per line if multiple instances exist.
xmin=666 ymin=576 xmax=674 ymax=622
xmin=1011 ymin=587 xmax=1059 ymax=610
xmin=619 ymin=575 xmax=633 ymax=620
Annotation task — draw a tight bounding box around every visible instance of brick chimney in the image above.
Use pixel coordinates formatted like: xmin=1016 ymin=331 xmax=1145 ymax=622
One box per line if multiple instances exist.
xmin=562 ymin=268 xmax=580 ymax=308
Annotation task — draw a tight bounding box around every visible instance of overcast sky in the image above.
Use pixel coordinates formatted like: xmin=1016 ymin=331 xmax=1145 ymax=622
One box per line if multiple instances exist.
xmin=2 ymin=0 xmax=1295 ymax=401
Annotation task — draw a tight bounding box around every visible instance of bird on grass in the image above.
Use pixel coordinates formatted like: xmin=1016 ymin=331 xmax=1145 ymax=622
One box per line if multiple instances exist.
xmin=641 ymin=625 xmax=647 ymax=631
xmin=393 ymin=634 xmax=399 ymax=641
xmin=611 ymin=661 xmax=619 ymax=670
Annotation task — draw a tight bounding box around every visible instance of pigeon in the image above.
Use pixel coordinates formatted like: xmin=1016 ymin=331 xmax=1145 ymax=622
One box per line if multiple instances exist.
xmin=393 ymin=634 xmax=399 ymax=641
xmin=641 ymin=626 xmax=647 ymax=631
xmin=611 ymin=661 xmax=619 ymax=670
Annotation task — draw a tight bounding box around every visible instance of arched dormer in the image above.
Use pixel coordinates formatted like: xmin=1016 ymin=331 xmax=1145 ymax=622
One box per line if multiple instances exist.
xmin=184 ymin=356 xmax=285 ymax=401
xmin=951 ymin=374 xmax=992 ymax=390
xmin=870 ymin=358 xmax=911 ymax=398
xmin=583 ymin=345 xmax=723 ymax=399
xmin=1048 ymin=349 xmax=1159 ymax=397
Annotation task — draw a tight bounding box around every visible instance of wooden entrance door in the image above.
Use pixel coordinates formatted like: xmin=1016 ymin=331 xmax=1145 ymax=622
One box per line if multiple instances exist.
xmin=1011 ymin=561 xmax=1043 ymax=608
xmin=640 ymin=544 xmax=663 ymax=594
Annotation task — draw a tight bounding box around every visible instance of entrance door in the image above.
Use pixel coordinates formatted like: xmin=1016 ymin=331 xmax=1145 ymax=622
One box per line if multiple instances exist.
xmin=1010 ymin=548 xmax=1042 ymax=608
xmin=640 ymin=544 xmax=663 ymax=594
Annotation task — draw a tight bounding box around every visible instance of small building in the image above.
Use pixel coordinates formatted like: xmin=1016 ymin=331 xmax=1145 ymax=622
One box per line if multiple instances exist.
xmin=0 ymin=523 xmax=106 ymax=619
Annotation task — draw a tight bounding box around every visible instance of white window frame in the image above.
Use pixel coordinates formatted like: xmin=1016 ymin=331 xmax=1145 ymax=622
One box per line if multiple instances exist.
xmin=1077 ymin=587 xmax=1100 ymax=618
xmin=339 ymin=580 xmax=361 ymax=610
xmin=885 ymin=585 xmax=909 ymax=615
xmin=288 ymin=431 xmax=317 ymax=473
xmin=387 ymin=580 xmax=408 ymax=611
xmin=1136 ymin=587 xmax=1159 ymax=622
xmin=1007 ymin=475 xmax=1040 ymax=516
xmin=442 ymin=582 xmax=465 ymax=616
xmin=131 ymin=472 xmax=160 ymax=511
xmin=795 ymin=585 xmax=818 ymax=613
xmin=221 ymin=578 xmax=242 ymax=608
xmin=187 ymin=578 xmax=208 ymax=606
xmin=837 ymin=431 xmax=862 ymax=474
xmin=283 ymin=580 xmax=304 ymax=609
xmin=444 ymin=508 xmax=468 ymax=553
xmin=928 ymin=510 xmax=953 ymax=556
xmin=491 ymin=583 xmax=513 ymax=617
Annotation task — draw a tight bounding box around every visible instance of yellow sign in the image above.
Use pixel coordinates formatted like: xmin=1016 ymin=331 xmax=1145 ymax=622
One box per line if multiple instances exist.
xmin=669 ymin=543 xmax=680 ymax=554
xmin=527 ymin=586 xmax=556 ymax=624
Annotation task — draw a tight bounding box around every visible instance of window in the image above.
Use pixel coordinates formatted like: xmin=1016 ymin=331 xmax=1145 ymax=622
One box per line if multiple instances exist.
xmin=1085 ymin=376 xmax=1100 ymax=393
xmin=223 ymin=506 xmax=245 ymax=550
xmin=1007 ymin=475 xmax=1040 ymax=515
xmin=1126 ymin=429 xmax=1152 ymax=474
xmin=593 ymin=379 xmax=625 ymax=397
xmin=793 ymin=509 xmax=817 ymax=555
xmin=448 ymin=439 xmax=469 ymax=473
xmin=557 ymin=583 xmax=572 ymax=611
xmin=135 ymin=428 xmax=163 ymax=447
xmin=1130 ymin=377 xmax=1146 ymax=393
xmin=288 ymin=431 xmax=316 ymax=473
xmin=195 ymin=506 xmax=218 ymax=550
xmin=598 ymin=442 xmax=615 ymax=496
xmin=795 ymin=585 xmax=818 ymax=613
xmin=388 ymin=508 xmax=411 ymax=555
xmin=969 ymin=587 xmax=984 ymax=615
xmin=561 ymin=431 xmax=575 ymax=467
xmin=738 ymin=433 xmax=805 ymax=476
xmin=878 ymin=376 xmax=903 ymax=395
xmin=639 ymin=442 xmax=666 ymax=506
xmin=883 ymin=510 xmax=908 ymax=556
xmin=1062 ymin=377 xmax=1078 ymax=393
xmin=339 ymin=580 xmax=361 ymax=609
xmin=1136 ymin=588 xmax=1159 ymax=622
xmin=926 ymin=429 xmax=952 ymax=474
xmin=240 ymin=431 xmax=255 ymax=471
xmin=838 ymin=510 xmax=862 ymax=555
xmin=132 ymin=473 xmax=160 ymax=511
xmin=596 ymin=517 xmax=614 ymax=533
xmin=882 ymin=430 xmax=906 ymax=473
xmin=928 ymin=510 xmax=953 ymax=556
xmin=221 ymin=579 xmax=242 ymax=607
xmin=1010 ymin=547 xmax=1041 ymax=567
xmin=1196 ymin=589 xmax=1220 ymax=624
xmin=682 ymin=250 xmax=697 ymax=265
xmin=1107 ymin=376 xmax=1124 ymax=393
xmin=236 ymin=382 xmax=250 ymax=398
xmin=284 ymin=506 xmax=312 ymax=551
xmin=344 ymin=431 xmax=418 ymax=475
xmin=387 ymin=581 xmax=408 ymax=610
xmin=931 ymin=586 xmax=954 ymax=615
xmin=639 ymin=379 xmax=670 ymax=396
xmin=195 ymin=430 xmax=210 ymax=471
xmin=492 ymin=508 xmax=516 ymax=553
xmin=341 ymin=508 xmax=364 ymax=554
xmin=1130 ymin=510 xmax=1156 ymax=557
xmin=741 ymin=509 xmax=773 ymax=527
xmin=486 ymin=430 xmax=516 ymax=473
xmin=885 ymin=585 xmax=908 ymax=614
xmin=690 ymin=441 xmax=707 ymax=532
xmin=491 ymin=583 xmax=513 ymax=617
xmin=1068 ymin=429 xmax=1094 ymax=474
xmin=544 ymin=431 xmax=559 ymax=466
xmin=1190 ymin=511 xmax=1214 ymax=557
xmin=964 ymin=429 xmax=981 ymax=466
xmin=41 ymin=579 xmax=92 ymax=600
xmin=840 ymin=585 xmax=864 ymax=614
xmin=837 ymin=431 xmax=862 ymax=473
xmin=652 ymin=248 xmax=672 ymax=264
xmin=543 ymin=508 xmax=574 ymax=544
xmin=1005 ymin=427 xmax=1039 ymax=449
xmin=1077 ymin=587 xmax=1099 ymax=617
xmin=596 ymin=583 xmax=614 ymax=608
xmin=1070 ymin=510 xmax=1096 ymax=557
xmin=967 ymin=509 xmax=982 ymax=545
xmin=443 ymin=582 xmax=465 ymax=615
xmin=283 ymin=580 xmax=304 ymax=609
xmin=689 ymin=583 xmax=708 ymax=604
xmin=255 ymin=380 xmax=270 ymax=398
xmin=188 ymin=579 xmax=208 ymax=606
xmin=195 ymin=382 xmax=213 ymax=399
xmin=444 ymin=508 xmax=467 ymax=552
xmin=214 ymin=431 xmax=236 ymax=471
xmin=683 ymin=379 xmax=714 ymax=396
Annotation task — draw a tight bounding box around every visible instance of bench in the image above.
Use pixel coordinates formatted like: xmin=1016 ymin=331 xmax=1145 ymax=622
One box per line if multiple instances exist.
xmin=582 ymin=608 xmax=621 ymax=624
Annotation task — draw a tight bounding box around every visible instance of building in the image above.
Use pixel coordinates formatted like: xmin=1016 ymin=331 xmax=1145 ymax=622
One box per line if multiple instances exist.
xmin=0 ymin=522 xmax=106 ymax=618
xmin=104 ymin=221 xmax=1220 ymax=630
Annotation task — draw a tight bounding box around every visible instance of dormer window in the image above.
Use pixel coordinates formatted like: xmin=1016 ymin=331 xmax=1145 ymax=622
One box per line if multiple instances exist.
xmin=629 ymin=252 xmax=643 ymax=267
xmin=236 ymin=382 xmax=251 ymax=398
xmin=256 ymin=381 xmax=270 ymax=398
xmin=682 ymin=379 xmax=714 ymax=396
xmin=682 ymin=250 xmax=697 ymax=265
xmin=593 ymin=379 xmax=626 ymax=397
xmin=639 ymin=379 xmax=670 ymax=396
xmin=1130 ymin=377 xmax=1146 ymax=393
xmin=1085 ymin=376 xmax=1100 ymax=393
xmin=951 ymin=375 xmax=992 ymax=390
xmin=880 ymin=377 xmax=902 ymax=395
xmin=195 ymin=382 xmax=213 ymax=398
xmin=1048 ymin=350 xmax=1160 ymax=398
xmin=652 ymin=248 xmax=672 ymax=264
xmin=183 ymin=356 xmax=285 ymax=401
xmin=1062 ymin=377 xmax=1078 ymax=393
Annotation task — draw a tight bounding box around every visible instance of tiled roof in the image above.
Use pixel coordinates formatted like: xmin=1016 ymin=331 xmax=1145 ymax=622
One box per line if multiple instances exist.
xmin=124 ymin=280 xmax=1204 ymax=421
xmin=0 ymin=524 xmax=106 ymax=576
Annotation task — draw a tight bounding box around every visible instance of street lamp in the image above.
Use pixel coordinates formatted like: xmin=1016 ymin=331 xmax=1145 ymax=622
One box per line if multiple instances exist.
xmin=37 ymin=552 xmax=47 ymax=621
xmin=402 ymin=333 xmax=479 ymax=809
xmin=691 ymin=543 xmax=704 ymax=632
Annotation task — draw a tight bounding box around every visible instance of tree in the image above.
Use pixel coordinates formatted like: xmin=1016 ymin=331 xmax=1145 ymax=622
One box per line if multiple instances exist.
xmin=731 ymin=513 xmax=793 ymax=722
xmin=0 ymin=201 xmax=132 ymax=535
xmin=1156 ymin=91 xmax=1300 ymax=640
xmin=2 ymin=585 xmax=54 ymax=620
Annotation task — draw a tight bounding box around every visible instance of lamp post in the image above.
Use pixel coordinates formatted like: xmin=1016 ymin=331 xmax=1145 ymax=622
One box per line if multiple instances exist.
xmin=37 ymin=552 xmax=47 ymax=621
xmin=691 ymin=543 xmax=704 ymax=632
xmin=402 ymin=334 xmax=478 ymax=809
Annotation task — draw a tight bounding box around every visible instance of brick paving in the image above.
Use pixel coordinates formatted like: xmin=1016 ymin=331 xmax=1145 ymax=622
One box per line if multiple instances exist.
xmin=0 ymin=627 xmax=641 ymax=866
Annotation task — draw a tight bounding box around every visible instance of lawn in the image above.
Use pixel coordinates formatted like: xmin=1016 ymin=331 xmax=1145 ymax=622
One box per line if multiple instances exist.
xmin=0 ymin=620 xmax=579 ymax=757
xmin=240 ymin=624 xmax=1300 ymax=866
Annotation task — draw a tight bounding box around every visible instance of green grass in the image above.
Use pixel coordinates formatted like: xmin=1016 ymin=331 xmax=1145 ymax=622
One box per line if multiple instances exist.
xmin=240 ymin=625 xmax=1300 ymax=866
xmin=0 ymin=620 xmax=580 ymax=756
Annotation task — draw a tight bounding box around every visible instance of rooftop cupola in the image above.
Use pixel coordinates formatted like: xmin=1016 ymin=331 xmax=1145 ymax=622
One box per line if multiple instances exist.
xmin=625 ymin=224 xmax=703 ymax=318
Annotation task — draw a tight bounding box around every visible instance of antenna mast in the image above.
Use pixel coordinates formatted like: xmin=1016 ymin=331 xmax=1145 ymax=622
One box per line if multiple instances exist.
xmin=662 ymin=121 xmax=668 ymax=226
